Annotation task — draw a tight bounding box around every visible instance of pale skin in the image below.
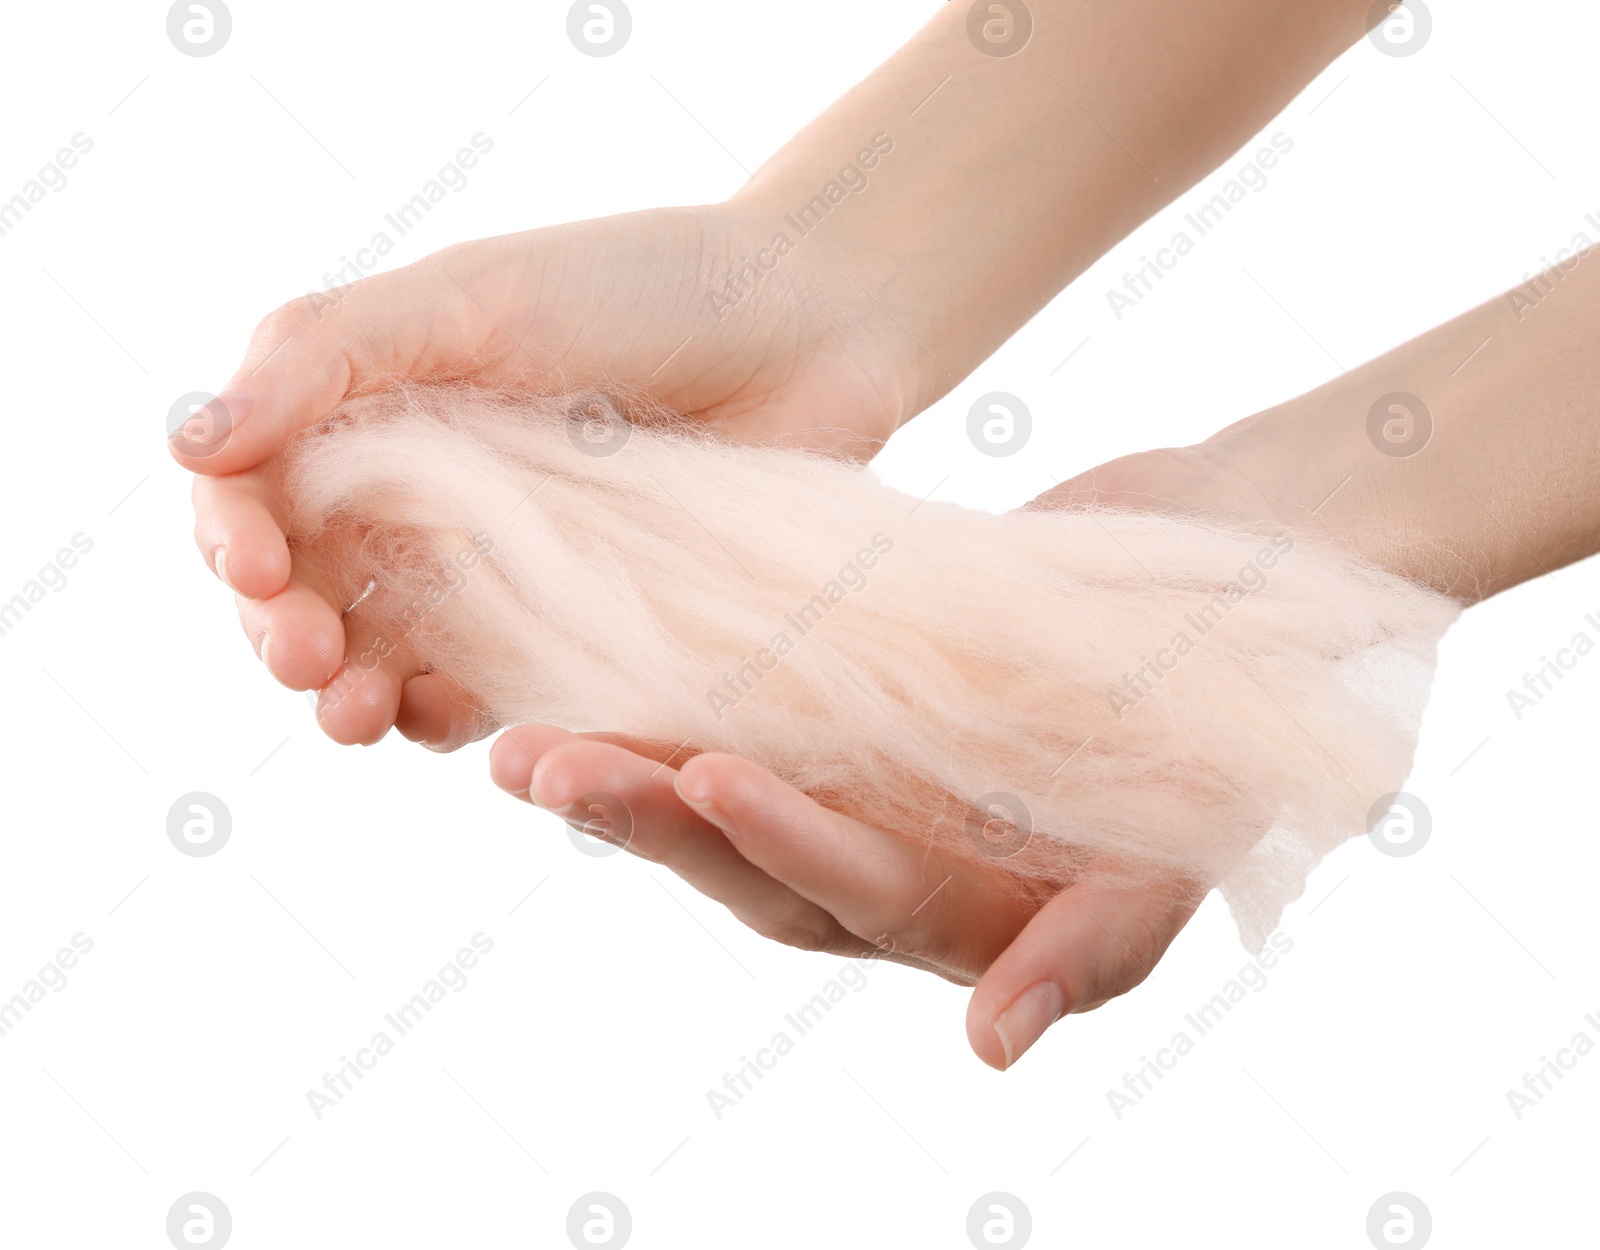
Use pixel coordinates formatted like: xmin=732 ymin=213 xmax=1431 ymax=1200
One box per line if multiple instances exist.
xmin=174 ymin=0 xmax=1600 ymax=1067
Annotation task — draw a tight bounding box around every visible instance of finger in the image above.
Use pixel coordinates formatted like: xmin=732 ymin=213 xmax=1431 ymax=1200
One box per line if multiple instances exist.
xmin=490 ymin=724 xmax=573 ymax=801
xmin=314 ymin=635 xmax=405 ymax=746
xmin=492 ymin=727 xmax=869 ymax=956
xmin=191 ymin=471 xmax=294 ymax=600
xmin=965 ymin=878 xmax=1200 ymax=1071
xmin=489 ymin=726 xmax=693 ymax=799
xmin=395 ymin=672 xmax=489 ymax=751
xmin=233 ymin=575 xmax=345 ymax=691
xmin=674 ymin=754 xmax=1037 ymax=978
xmin=168 ymin=260 xmax=484 ymax=476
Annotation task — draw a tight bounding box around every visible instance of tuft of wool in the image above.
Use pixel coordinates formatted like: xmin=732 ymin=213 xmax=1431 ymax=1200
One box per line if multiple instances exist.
xmin=280 ymin=384 xmax=1459 ymax=948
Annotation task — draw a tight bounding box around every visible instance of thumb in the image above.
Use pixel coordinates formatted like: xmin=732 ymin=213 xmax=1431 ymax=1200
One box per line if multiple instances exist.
xmin=965 ymin=877 xmax=1199 ymax=1070
xmin=166 ymin=250 xmax=515 ymax=475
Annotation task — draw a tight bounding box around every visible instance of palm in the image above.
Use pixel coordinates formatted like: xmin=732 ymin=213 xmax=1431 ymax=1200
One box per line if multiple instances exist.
xmin=180 ymin=202 xmax=920 ymax=751
xmin=486 ymin=447 xmax=1285 ymax=1066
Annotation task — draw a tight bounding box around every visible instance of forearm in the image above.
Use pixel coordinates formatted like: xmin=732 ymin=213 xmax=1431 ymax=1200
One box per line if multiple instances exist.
xmin=729 ymin=0 xmax=1376 ymax=412
xmin=1216 ymin=251 xmax=1600 ymax=601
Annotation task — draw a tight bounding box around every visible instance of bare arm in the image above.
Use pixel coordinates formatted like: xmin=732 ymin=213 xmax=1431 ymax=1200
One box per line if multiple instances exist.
xmin=732 ymin=0 xmax=1380 ymax=412
xmin=1066 ymin=251 xmax=1600 ymax=601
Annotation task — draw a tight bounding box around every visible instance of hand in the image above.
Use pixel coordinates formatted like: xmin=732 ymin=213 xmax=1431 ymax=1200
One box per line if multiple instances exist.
xmin=488 ymin=722 xmax=1200 ymax=1071
xmin=173 ymin=204 xmax=921 ymax=749
xmin=482 ymin=444 xmax=1279 ymax=1069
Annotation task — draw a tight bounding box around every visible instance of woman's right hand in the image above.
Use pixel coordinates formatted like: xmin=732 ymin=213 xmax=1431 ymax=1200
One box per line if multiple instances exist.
xmin=171 ymin=203 xmax=925 ymax=749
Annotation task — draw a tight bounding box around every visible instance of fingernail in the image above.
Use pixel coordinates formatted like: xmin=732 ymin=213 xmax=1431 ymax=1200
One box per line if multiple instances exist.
xmin=214 ymin=385 xmax=253 ymax=429
xmin=214 ymin=545 xmax=233 ymax=590
xmin=673 ymin=775 xmax=720 ymax=821
xmin=258 ymin=632 xmax=273 ymax=668
xmin=169 ymin=387 xmax=252 ymax=458
xmin=495 ymin=735 xmax=534 ymax=785
xmin=994 ymin=980 xmax=1065 ymax=1069
xmin=529 ymin=776 xmax=577 ymax=813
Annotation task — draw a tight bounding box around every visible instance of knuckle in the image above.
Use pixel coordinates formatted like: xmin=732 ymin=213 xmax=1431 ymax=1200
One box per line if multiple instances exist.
xmin=253 ymin=295 xmax=321 ymax=345
xmin=746 ymin=908 xmax=837 ymax=954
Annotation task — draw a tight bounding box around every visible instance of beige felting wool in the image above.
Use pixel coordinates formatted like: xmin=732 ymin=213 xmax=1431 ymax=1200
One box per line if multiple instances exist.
xmin=280 ymin=384 xmax=1459 ymax=948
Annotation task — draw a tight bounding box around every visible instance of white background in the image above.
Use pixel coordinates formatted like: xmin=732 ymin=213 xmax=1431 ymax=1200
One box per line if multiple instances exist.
xmin=1 ymin=1 xmax=1596 ymax=1246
